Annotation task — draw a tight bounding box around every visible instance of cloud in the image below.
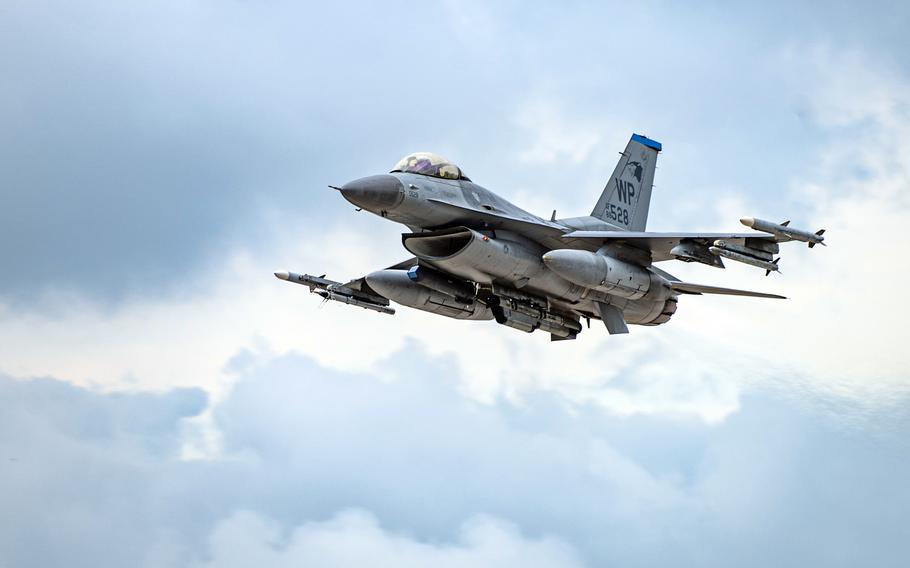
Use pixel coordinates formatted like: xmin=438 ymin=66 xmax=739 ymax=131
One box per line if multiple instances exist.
xmin=195 ymin=510 xmax=583 ymax=568
xmin=9 ymin=0 xmax=906 ymax=304
xmin=3 ymin=2 xmax=910 ymax=566
xmin=513 ymin=99 xmax=603 ymax=166
xmin=0 ymin=0 xmax=528 ymax=303
xmin=0 ymin=375 xmax=210 ymax=568
xmin=658 ymin=47 xmax=910 ymax=406
xmin=2 ymin=350 xmax=908 ymax=567
xmin=2 ymin=58 xmax=908 ymax=424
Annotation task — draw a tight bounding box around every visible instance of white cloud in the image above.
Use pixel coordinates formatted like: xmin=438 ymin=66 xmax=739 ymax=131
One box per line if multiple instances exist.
xmin=195 ymin=509 xmax=584 ymax=568
xmin=660 ymin=47 xmax=910 ymax=403
xmin=790 ymin=46 xmax=910 ymax=129
xmin=4 ymin=354 xmax=908 ymax=568
xmin=1 ymin=47 xmax=908 ymax=429
xmin=3 ymin=2 xmax=910 ymax=565
xmin=513 ymin=98 xmax=604 ymax=166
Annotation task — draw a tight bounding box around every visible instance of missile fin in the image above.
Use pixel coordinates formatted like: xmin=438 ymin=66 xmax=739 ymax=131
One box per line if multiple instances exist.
xmin=765 ymin=258 xmax=780 ymax=277
xmin=813 ymin=229 xmax=827 ymax=247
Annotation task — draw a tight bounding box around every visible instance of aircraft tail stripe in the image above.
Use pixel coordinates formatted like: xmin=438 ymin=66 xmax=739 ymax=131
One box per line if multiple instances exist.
xmin=630 ymin=133 xmax=662 ymax=151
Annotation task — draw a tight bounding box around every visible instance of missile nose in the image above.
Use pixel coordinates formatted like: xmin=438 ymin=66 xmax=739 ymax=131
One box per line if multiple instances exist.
xmin=340 ymin=175 xmax=405 ymax=212
xmin=274 ymin=271 xmax=289 ymax=280
xmin=740 ymin=217 xmax=755 ymax=228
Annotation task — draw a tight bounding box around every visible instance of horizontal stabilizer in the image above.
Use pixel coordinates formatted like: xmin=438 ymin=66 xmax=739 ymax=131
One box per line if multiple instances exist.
xmin=670 ymin=282 xmax=786 ymax=299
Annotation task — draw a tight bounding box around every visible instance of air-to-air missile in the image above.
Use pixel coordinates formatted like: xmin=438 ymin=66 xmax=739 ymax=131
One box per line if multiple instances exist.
xmin=740 ymin=217 xmax=826 ymax=248
xmin=713 ymin=239 xmax=774 ymax=261
xmin=274 ymin=271 xmax=395 ymax=315
xmin=708 ymin=240 xmax=780 ymax=275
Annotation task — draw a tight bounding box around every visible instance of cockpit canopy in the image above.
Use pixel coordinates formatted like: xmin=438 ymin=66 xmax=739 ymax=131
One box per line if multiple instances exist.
xmin=391 ymin=152 xmax=468 ymax=181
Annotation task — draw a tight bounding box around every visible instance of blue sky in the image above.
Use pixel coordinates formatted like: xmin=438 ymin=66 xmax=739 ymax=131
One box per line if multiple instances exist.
xmin=1 ymin=1 xmax=909 ymax=566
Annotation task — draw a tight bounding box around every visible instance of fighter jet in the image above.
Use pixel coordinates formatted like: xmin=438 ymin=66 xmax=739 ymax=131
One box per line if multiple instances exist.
xmin=275 ymin=134 xmax=825 ymax=340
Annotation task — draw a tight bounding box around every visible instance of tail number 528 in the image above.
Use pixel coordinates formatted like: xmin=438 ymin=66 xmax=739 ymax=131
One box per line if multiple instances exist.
xmin=608 ymin=204 xmax=629 ymax=225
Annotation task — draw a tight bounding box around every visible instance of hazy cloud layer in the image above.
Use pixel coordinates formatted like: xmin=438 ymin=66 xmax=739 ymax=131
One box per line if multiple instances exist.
xmin=3 ymin=351 xmax=909 ymax=567
xmin=195 ymin=510 xmax=584 ymax=568
xmin=3 ymin=1 xmax=910 ymax=566
xmin=3 ymin=0 xmax=907 ymax=302
xmin=2 ymin=61 xmax=908 ymax=422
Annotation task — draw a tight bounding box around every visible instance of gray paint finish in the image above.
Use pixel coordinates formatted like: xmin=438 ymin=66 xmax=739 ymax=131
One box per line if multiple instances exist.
xmin=277 ymin=134 xmax=825 ymax=340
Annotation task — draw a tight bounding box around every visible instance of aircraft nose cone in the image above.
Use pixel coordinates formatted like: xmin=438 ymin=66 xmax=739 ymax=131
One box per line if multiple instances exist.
xmin=340 ymin=175 xmax=404 ymax=212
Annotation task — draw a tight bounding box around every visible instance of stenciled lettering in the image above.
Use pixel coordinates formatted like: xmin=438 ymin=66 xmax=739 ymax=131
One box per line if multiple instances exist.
xmin=614 ymin=178 xmax=637 ymax=205
xmin=615 ymin=178 xmax=628 ymax=203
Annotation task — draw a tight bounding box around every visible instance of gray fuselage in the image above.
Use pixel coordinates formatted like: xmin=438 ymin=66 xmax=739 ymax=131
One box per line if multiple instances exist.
xmin=338 ymin=172 xmax=677 ymax=327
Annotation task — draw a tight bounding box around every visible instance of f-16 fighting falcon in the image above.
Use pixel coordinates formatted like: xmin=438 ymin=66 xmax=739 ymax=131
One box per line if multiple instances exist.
xmin=275 ymin=134 xmax=825 ymax=340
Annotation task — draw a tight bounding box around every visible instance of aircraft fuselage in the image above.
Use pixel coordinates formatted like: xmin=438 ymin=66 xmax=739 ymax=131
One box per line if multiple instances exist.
xmin=338 ymin=172 xmax=676 ymax=329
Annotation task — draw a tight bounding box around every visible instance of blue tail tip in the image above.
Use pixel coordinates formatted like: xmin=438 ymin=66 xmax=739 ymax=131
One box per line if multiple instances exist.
xmin=631 ymin=133 xmax=662 ymax=152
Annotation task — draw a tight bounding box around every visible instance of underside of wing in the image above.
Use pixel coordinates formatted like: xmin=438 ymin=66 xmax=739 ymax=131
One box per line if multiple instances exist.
xmin=670 ymin=281 xmax=786 ymax=299
xmin=560 ymin=230 xmax=779 ymax=261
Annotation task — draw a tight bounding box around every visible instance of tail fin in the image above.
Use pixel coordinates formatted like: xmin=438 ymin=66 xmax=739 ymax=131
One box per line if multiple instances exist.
xmin=591 ymin=133 xmax=661 ymax=231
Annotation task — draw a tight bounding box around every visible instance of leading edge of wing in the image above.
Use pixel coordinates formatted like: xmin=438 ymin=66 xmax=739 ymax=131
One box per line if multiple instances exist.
xmin=562 ymin=230 xmax=775 ymax=241
xmin=670 ymin=281 xmax=786 ymax=299
xmin=425 ymin=199 xmax=565 ymax=236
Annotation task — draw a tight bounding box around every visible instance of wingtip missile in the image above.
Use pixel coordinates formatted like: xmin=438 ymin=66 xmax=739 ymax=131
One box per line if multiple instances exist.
xmin=740 ymin=217 xmax=825 ymax=247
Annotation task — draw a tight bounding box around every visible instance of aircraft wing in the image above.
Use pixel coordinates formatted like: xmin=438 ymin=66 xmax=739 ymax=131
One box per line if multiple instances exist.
xmin=560 ymin=230 xmax=778 ymax=261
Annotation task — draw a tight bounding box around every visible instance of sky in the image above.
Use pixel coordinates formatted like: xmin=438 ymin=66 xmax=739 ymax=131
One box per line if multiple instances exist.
xmin=1 ymin=1 xmax=909 ymax=566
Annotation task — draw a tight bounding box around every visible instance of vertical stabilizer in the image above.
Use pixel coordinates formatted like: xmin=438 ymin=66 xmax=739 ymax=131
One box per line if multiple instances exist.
xmin=591 ymin=133 xmax=661 ymax=231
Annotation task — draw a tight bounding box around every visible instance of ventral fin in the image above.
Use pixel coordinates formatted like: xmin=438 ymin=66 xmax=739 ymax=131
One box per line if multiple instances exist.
xmin=596 ymin=302 xmax=629 ymax=335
